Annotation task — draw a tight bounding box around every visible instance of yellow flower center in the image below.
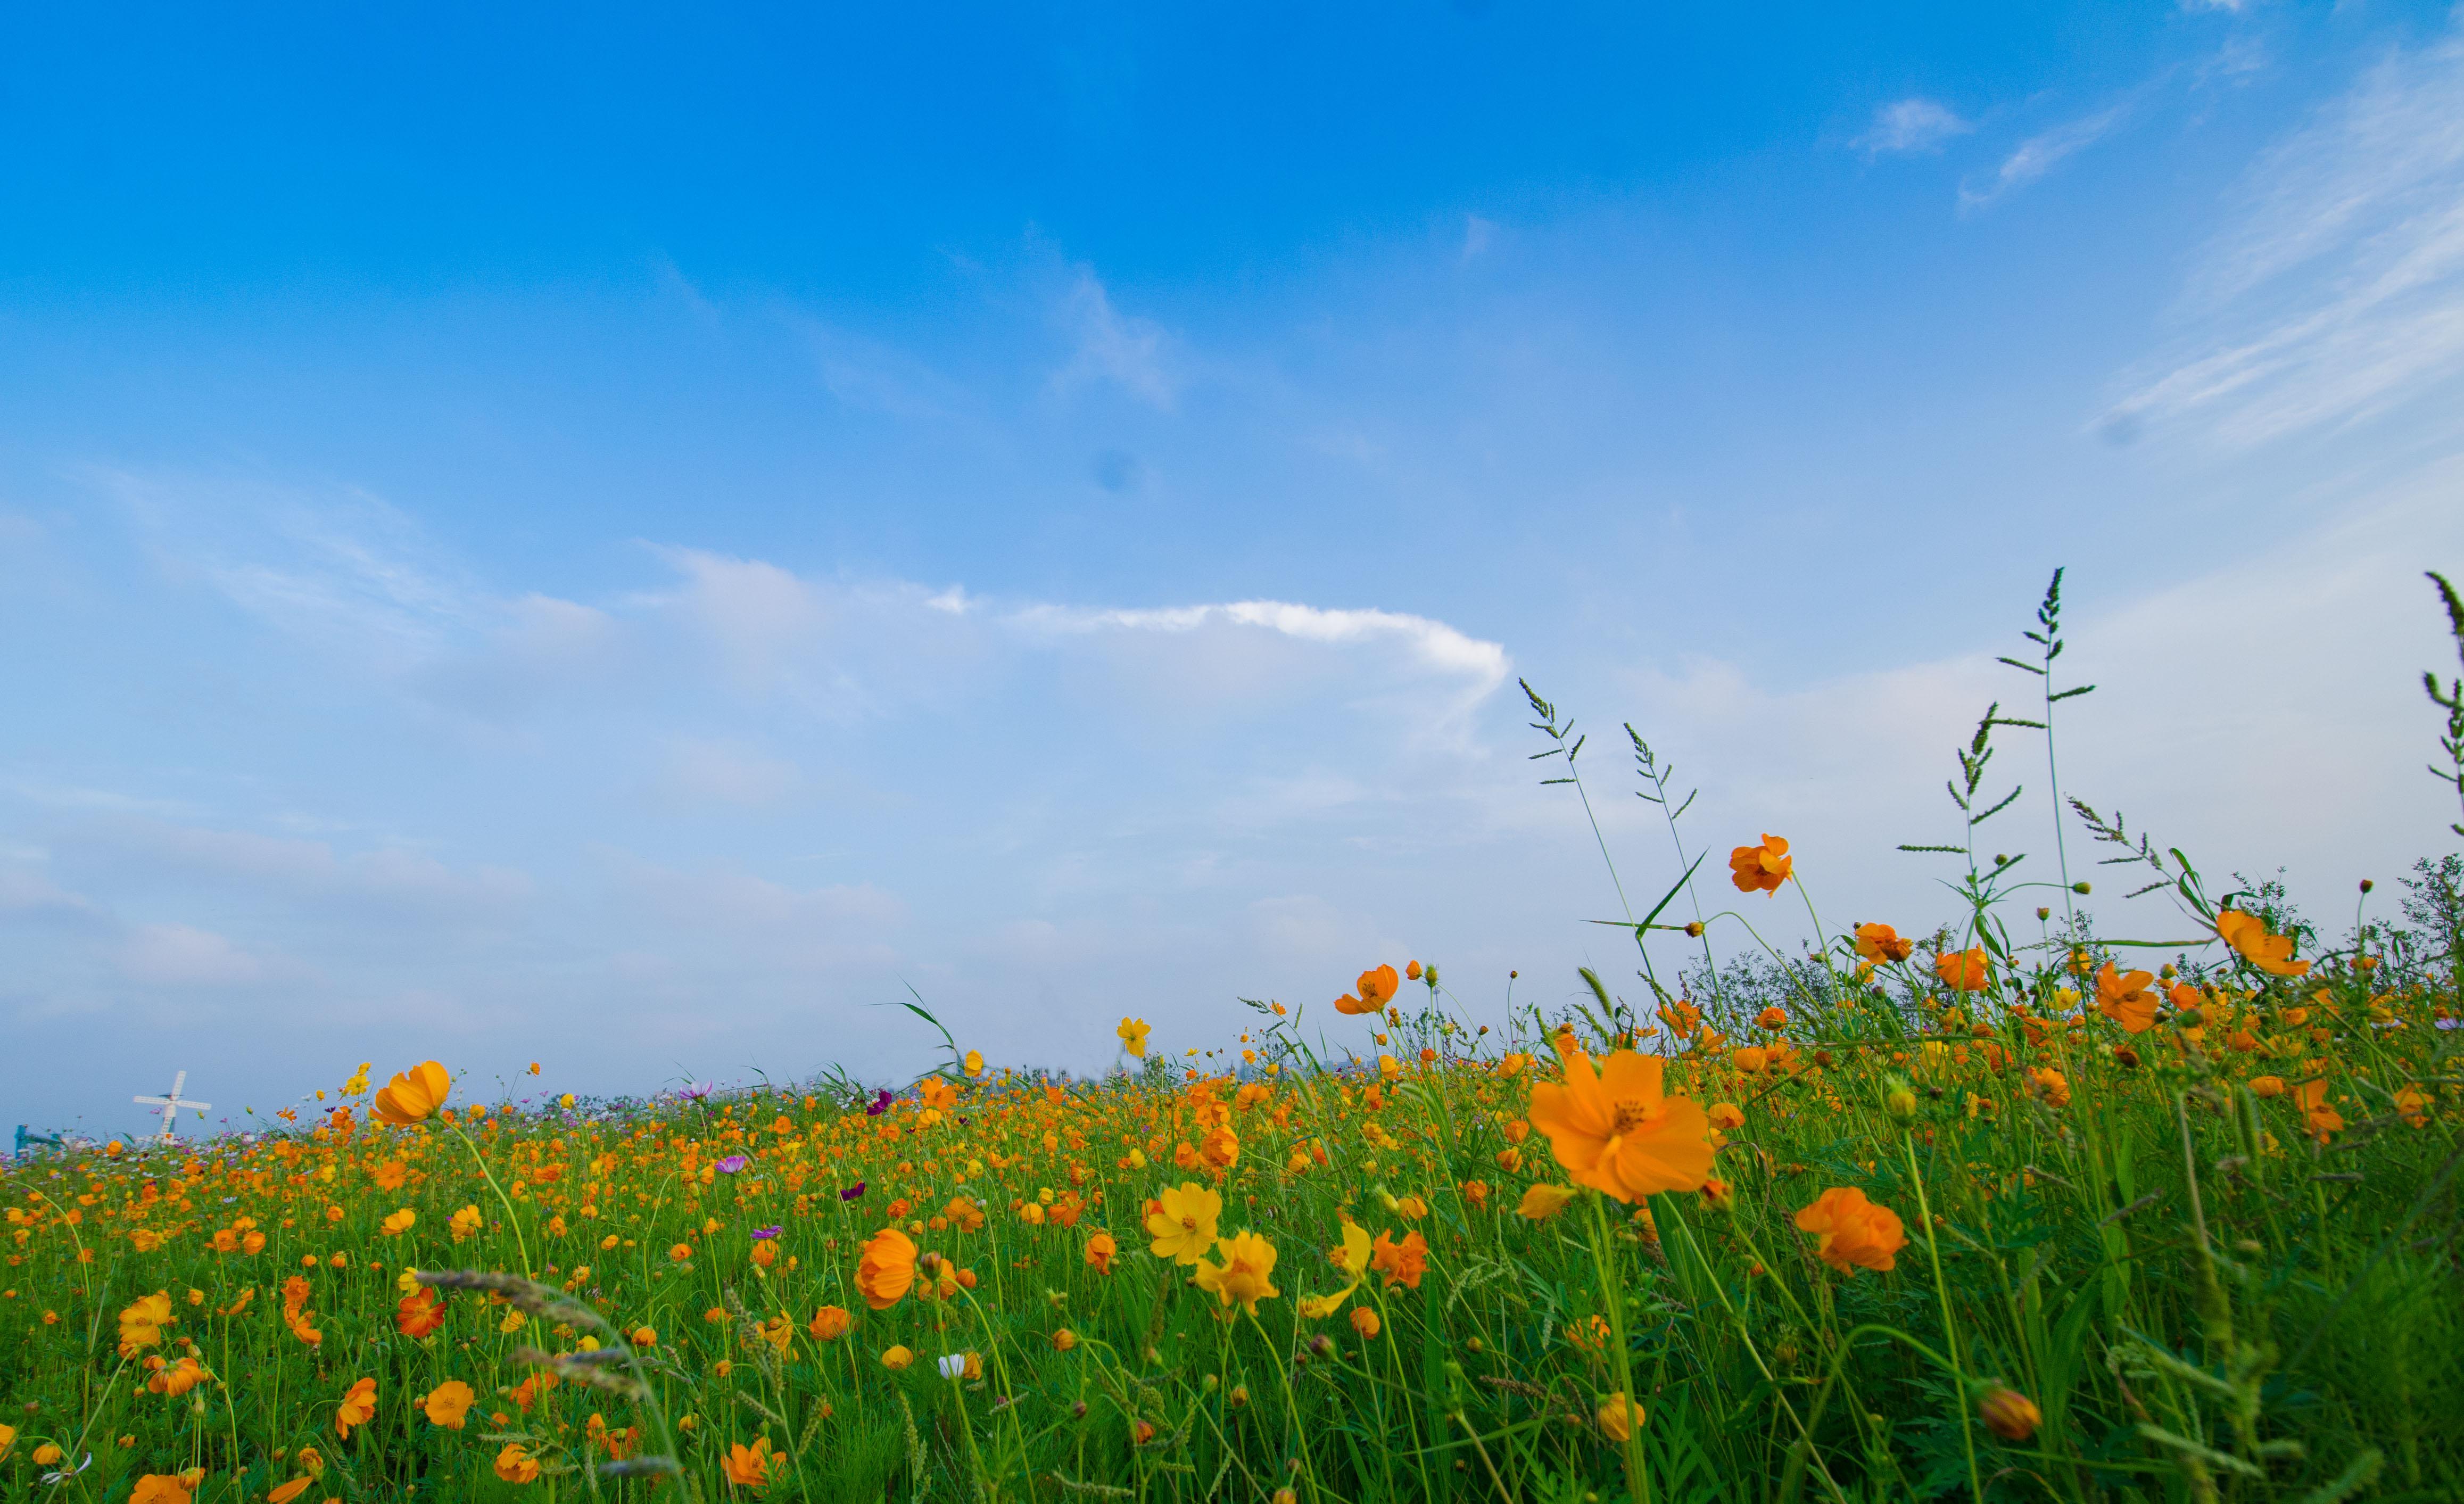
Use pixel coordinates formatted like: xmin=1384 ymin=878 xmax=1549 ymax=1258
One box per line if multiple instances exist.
xmin=1611 ymin=1101 xmax=1656 ymax=1134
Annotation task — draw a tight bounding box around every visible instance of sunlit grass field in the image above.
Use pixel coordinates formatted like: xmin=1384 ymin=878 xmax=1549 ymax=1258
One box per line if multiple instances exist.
xmin=8 ymin=573 xmax=2464 ymax=1504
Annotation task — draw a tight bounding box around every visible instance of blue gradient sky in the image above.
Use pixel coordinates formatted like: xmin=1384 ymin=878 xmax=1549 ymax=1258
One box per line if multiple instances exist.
xmin=6 ymin=2 xmax=2463 ymax=1137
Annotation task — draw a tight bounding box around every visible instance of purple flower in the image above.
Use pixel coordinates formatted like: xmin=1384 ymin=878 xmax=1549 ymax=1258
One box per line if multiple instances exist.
xmin=840 ymin=1181 xmax=867 ymax=1202
xmin=680 ymin=1081 xmax=714 ymax=1102
xmin=751 ymin=1225 xmax=782 ymax=1241
xmin=716 ymin=1155 xmax=749 ymax=1175
xmin=864 ymin=1088 xmax=894 ymax=1117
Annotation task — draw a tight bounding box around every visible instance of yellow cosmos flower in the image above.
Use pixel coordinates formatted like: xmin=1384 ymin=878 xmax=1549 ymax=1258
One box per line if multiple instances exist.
xmin=1192 ymin=1231 xmax=1280 ymax=1315
xmin=1144 ymin=1181 xmax=1223 ymax=1265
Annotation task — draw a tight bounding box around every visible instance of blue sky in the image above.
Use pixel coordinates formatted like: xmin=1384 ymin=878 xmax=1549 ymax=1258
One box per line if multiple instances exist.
xmin=6 ymin=2 xmax=2463 ymax=1137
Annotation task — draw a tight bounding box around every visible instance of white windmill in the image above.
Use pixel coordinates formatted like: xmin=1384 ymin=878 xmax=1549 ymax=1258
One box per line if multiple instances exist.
xmin=134 ymin=1071 xmax=211 ymax=1143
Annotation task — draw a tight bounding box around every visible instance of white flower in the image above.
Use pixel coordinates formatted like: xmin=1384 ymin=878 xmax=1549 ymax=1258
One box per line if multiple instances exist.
xmin=937 ymin=1353 xmax=966 ymax=1380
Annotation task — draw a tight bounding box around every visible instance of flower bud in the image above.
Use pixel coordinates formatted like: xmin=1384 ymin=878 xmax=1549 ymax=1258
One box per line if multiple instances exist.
xmin=1683 ymin=922 xmax=1704 ymax=938
xmin=2035 ymin=907 xmax=2050 ymax=921
xmin=1595 ymin=1392 xmax=1645 ymax=1443
xmin=2072 ymin=881 xmax=2090 ymax=894
xmin=1978 ymin=1384 xmax=2040 ymax=1442
xmin=1886 ymin=1088 xmax=1917 ymax=1121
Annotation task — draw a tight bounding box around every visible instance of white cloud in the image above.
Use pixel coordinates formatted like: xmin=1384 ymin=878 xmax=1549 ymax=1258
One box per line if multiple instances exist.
xmin=1052 ymin=269 xmax=1177 ymax=408
xmin=0 ymin=862 xmax=102 ymax=921
xmin=1461 ymin=213 xmax=1498 ymax=260
xmin=117 ymin=922 xmax=272 ymax=987
xmin=71 ymin=817 xmax=532 ymax=919
xmin=1013 ymin=599 xmax=1510 ymax=695
xmin=659 ymin=739 xmax=805 ymax=808
xmin=650 ymin=547 xmax=829 ymax=690
xmin=789 ymin=318 xmax=963 ymax=421
xmin=2104 ymin=24 xmax=2464 ymax=446
xmin=598 ymin=850 xmax=905 ymax=951
xmin=1961 ymin=104 xmax=2130 ymax=207
xmin=1854 ymin=98 xmax=1972 ymax=156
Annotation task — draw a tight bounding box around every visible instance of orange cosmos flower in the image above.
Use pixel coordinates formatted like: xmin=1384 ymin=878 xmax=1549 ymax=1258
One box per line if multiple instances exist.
xmin=395 ymin=1287 xmax=446 ymax=1338
xmin=1754 ymin=1006 xmax=1788 ymax=1030
xmin=1370 ymin=1229 xmax=1429 ymax=1290
xmin=2394 ymin=1085 xmax=2431 ymax=1127
xmin=372 ymin=1062 xmax=451 ymax=1126
xmin=1526 ymin=1048 xmax=1714 ymax=1201
xmin=2215 ymin=908 xmax=2309 ymax=977
xmin=1792 ymin=1187 xmax=1907 ymax=1275
xmin=1405 ymin=960 xmax=1423 ymax=980
xmin=334 ymin=1377 xmax=377 ymax=1439
xmin=494 ymin=1442 xmax=541 ymax=1484
xmin=423 ymin=1380 xmax=476 ymax=1429
xmin=808 ymin=1305 xmax=851 ymax=1341
xmin=127 ymin=1477 xmax=195 ymax=1504
xmin=146 ymin=1357 xmax=210 ymax=1398
xmin=2294 ymin=1079 xmax=2344 ymax=1142
xmin=1729 ymin=834 xmax=1792 ymax=895
xmin=1855 ymin=923 xmax=1915 ymax=963
xmin=1085 ymin=1229 xmax=1118 ymax=1274
xmin=118 ymin=1291 xmax=171 ymax=1357
xmin=1508 ymin=1183 xmax=1567 ymax=1218
xmin=1357 ymin=965 xmax=1400 ymax=1010
xmin=2094 ymin=963 xmax=2157 ymax=1034
xmin=855 ymin=1227 xmax=918 ymax=1310
xmin=1707 ymin=1102 xmax=1745 ymax=1130
xmin=1934 ymin=948 xmax=1991 ymax=993
xmin=723 ymin=1437 xmax=774 ymax=1491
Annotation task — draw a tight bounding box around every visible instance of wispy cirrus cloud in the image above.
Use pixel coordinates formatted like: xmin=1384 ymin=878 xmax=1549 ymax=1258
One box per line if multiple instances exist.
xmin=1051 ymin=268 xmax=1178 ymax=409
xmin=1959 ymin=103 xmax=2131 ymax=208
xmin=1853 ymin=97 xmax=1972 ymax=157
xmin=2103 ymin=23 xmax=2464 ymax=447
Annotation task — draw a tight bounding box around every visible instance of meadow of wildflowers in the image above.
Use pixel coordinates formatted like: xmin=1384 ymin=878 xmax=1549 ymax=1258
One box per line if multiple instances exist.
xmin=6 ymin=574 xmax=2464 ymax=1504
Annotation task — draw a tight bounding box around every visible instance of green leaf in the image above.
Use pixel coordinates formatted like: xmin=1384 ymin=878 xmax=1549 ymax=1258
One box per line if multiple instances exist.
xmin=1637 ymin=851 xmax=1708 ymax=931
